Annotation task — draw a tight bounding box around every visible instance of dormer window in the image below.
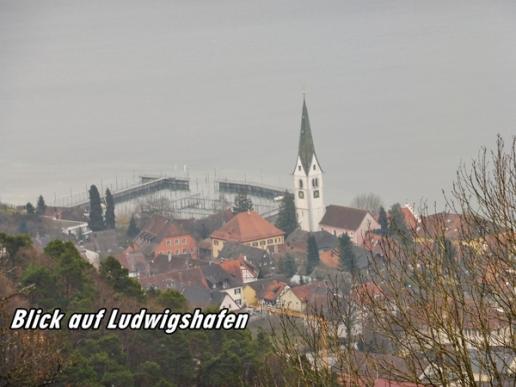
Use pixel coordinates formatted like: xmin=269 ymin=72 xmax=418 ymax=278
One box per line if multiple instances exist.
xmin=313 ymin=164 xmax=316 ymax=170
xmin=298 ymin=165 xmax=301 ymax=171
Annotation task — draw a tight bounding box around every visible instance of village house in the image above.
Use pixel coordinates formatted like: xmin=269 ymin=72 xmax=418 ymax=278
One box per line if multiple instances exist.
xmin=218 ymin=242 xmax=274 ymax=273
xmin=201 ymin=263 xmax=245 ymax=307
xmin=277 ymin=281 xmax=329 ymax=314
xmin=117 ymin=244 xmax=149 ymax=277
xmin=242 ymin=278 xmax=288 ymax=308
xmin=218 ymin=256 xmax=258 ymax=284
xmin=181 ymin=287 xmax=240 ymax=311
xmin=134 ymin=215 xmax=198 ymax=258
xmin=320 ymin=205 xmax=380 ymax=245
xmin=210 ymin=211 xmax=285 ymax=258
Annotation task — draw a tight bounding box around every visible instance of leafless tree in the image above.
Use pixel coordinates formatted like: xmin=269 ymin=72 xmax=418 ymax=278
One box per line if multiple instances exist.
xmin=270 ymin=136 xmax=515 ymax=386
xmin=350 ymin=193 xmax=384 ymax=215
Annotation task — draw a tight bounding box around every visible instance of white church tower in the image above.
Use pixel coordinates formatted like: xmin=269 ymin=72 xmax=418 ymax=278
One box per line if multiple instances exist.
xmin=292 ymin=98 xmax=325 ymax=232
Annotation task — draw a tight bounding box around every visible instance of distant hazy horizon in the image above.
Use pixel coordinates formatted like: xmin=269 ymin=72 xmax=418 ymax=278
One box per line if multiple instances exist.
xmin=1 ymin=0 xmax=515 ymax=208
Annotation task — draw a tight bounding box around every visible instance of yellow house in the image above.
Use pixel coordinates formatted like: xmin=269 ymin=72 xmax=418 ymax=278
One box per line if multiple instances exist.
xmin=242 ymin=284 xmax=258 ymax=307
xmin=242 ymin=279 xmax=289 ymax=308
xmin=277 ymin=286 xmax=305 ymax=313
xmin=277 ymin=282 xmax=329 ymax=314
xmin=210 ymin=211 xmax=285 ymax=258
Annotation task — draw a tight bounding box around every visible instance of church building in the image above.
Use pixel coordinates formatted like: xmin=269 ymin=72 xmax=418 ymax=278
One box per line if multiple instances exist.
xmin=292 ymin=98 xmax=325 ymax=232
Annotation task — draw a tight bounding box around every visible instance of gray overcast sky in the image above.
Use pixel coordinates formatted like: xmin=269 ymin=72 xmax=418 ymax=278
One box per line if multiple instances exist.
xmin=0 ymin=0 xmax=515 ymax=207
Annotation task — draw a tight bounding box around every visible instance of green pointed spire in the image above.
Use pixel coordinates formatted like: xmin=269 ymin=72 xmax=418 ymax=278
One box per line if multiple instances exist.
xmin=298 ymin=97 xmax=318 ymax=174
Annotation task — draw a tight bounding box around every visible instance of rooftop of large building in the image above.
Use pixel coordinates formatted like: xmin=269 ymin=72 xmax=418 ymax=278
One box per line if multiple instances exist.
xmin=211 ymin=211 xmax=284 ymax=243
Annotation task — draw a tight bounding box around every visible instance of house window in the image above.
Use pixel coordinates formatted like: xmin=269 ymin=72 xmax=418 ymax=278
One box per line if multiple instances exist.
xmin=313 ymin=190 xmax=320 ymax=198
xmin=252 ymin=242 xmax=258 ymax=247
xmin=214 ymin=240 xmax=219 ymax=245
xmin=298 ymin=191 xmax=304 ymax=199
xmin=267 ymin=239 xmax=273 ymax=244
xmin=313 ymin=164 xmax=316 ymax=170
xmin=260 ymin=241 xmax=266 ymax=246
xmin=234 ymin=288 xmax=241 ymax=295
xmin=235 ymin=299 xmax=242 ymax=306
xmin=298 ymin=165 xmax=301 ymax=171
xmin=175 ymin=239 xmax=179 ymax=245
xmin=312 ymin=178 xmax=319 ymax=187
xmin=182 ymin=238 xmax=186 ymax=244
xmin=299 ymin=179 xmax=303 ymax=189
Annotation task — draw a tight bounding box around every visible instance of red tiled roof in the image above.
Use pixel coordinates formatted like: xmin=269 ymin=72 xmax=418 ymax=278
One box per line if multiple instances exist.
xmin=262 ymin=281 xmax=287 ymax=302
xmin=211 ymin=211 xmax=284 ymax=243
xmin=219 ymin=256 xmax=256 ymax=282
xmin=319 ymin=249 xmax=339 ymax=269
xmin=320 ymin=205 xmax=370 ymax=231
xmin=400 ymin=207 xmax=418 ymax=229
xmin=291 ymin=281 xmax=328 ymax=307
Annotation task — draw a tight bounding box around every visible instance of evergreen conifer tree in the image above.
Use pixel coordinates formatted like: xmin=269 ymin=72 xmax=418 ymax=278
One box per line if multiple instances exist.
xmin=389 ymin=203 xmax=411 ymax=242
xmin=338 ymin=233 xmax=357 ymax=274
xmin=36 ymin=195 xmax=46 ymax=215
xmin=306 ymin=234 xmax=320 ymax=275
xmin=276 ymin=192 xmax=298 ymax=236
xmin=281 ymin=253 xmax=297 ymax=277
xmin=127 ymin=215 xmax=140 ymax=238
xmin=88 ymin=185 xmax=104 ymax=231
xmin=104 ymin=189 xmax=116 ymax=229
xmin=378 ymin=206 xmax=389 ymax=236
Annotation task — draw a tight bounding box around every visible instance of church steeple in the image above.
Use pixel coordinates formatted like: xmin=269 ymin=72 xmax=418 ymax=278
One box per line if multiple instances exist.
xmin=292 ymin=96 xmax=325 ymax=232
xmin=297 ymin=98 xmax=319 ymax=175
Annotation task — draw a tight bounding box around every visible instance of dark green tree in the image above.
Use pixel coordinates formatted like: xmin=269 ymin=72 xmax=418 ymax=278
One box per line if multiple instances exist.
xmin=338 ymin=234 xmax=357 ymax=274
xmin=25 ymin=202 xmax=35 ymax=215
xmin=104 ymin=189 xmax=116 ymax=229
xmin=280 ymin=253 xmax=297 ymax=277
xmin=389 ymin=203 xmax=411 ymax=243
xmin=306 ymin=234 xmax=320 ymax=275
xmin=36 ymin=195 xmax=46 ymax=215
xmin=232 ymin=191 xmax=253 ymax=213
xmin=88 ymin=185 xmax=104 ymax=231
xmin=378 ymin=206 xmax=389 ymax=236
xmin=21 ymin=265 xmax=61 ymax=309
xmin=0 ymin=232 xmax=32 ymax=272
xmin=17 ymin=220 xmax=28 ymax=234
xmin=275 ymin=192 xmax=298 ymax=236
xmin=100 ymin=256 xmax=144 ymax=299
xmin=157 ymin=289 xmax=188 ymax=312
xmin=127 ymin=215 xmax=139 ymax=238
xmin=44 ymin=240 xmax=94 ymax=307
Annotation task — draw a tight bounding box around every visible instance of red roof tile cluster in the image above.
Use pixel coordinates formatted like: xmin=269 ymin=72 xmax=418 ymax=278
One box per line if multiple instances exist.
xmin=399 ymin=206 xmax=418 ymax=229
xmin=319 ymin=249 xmax=339 ymax=269
xmin=262 ymin=281 xmax=287 ymax=302
xmin=219 ymin=256 xmax=256 ymax=283
xmin=291 ymin=281 xmax=329 ymax=308
xmin=211 ymin=211 xmax=284 ymax=243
